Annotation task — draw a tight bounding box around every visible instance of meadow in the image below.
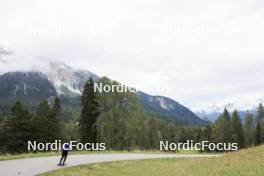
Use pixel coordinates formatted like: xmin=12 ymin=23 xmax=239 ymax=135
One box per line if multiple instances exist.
xmin=40 ymin=145 xmax=264 ymax=176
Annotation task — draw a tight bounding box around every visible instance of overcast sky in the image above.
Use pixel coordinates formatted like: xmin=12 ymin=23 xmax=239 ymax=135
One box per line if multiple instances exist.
xmin=1 ymin=0 xmax=264 ymax=111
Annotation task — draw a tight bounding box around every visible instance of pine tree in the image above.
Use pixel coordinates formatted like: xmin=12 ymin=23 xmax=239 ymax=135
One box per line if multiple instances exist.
xmin=52 ymin=97 xmax=61 ymax=118
xmin=261 ymin=120 xmax=264 ymax=144
xmin=79 ymin=77 xmax=100 ymax=143
xmin=33 ymin=100 xmax=61 ymax=143
xmin=35 ymin=100 xmax=51 ymax=117
xmin=255 ymin=121 xmax=262 ymax=145
xmin=231 ymin=110 xmax=245 ymax=149
xmin=2 ymin=101 xmax=34 ymax=153
xmin=256 ymin=103 xmax=264 ymax=144
xmin=33 ymin=100 xmax=51 ymax=143
xmin=0 ymin=119 xmax=5 ymax=152
xmin=212 ymin=108 xmax=233 ymax=146
xmin=49 ymin=97 xmax=62 ymax=140
xmin=51 ymin=97 xmax=62 ymax=140
xmin=201 ymin=125 xmax=212 ymax=152
xmin=244 ymin=112 xmax=254 ymax=147
xmin=202 ymin=125 xmax=212 ymax=141
xmin=256 ymin=103 xmax=264 ymax=121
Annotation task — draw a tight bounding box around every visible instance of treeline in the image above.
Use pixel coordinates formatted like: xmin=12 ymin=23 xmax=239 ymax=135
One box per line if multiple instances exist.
xmin=79 ymin=77 xmax=264 ymax=151
xmin=209 ymin=107 xmax=264 ymax=150
xmin=0 ymin=98 xmax=63 ymax=153
xmin=78 ymin=77 xmax=207 ymax=150
xmin=0 ymin=77 xmax=264 ymax=153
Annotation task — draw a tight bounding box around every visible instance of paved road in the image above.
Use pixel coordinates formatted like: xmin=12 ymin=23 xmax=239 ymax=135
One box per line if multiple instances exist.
xmin=0 ymin=153 xmax=220 ymax=176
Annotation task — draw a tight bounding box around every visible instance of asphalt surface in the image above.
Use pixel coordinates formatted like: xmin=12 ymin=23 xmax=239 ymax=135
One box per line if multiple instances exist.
xmin=0 ymin=153 xmax=220 ymax=176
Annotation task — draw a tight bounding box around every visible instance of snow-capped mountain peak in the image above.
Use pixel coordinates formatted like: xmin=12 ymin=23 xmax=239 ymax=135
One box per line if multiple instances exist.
xmin=37 ymin=60 xmax=99 ymax=95
xmin=0 ymin=55 xmax=98 ymax=95
xmin=196 ymin=99 xmax=264 ymax=122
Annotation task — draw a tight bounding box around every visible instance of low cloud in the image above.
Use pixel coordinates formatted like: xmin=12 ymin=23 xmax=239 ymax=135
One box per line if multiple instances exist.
xmin=0 ymin=0 xmax=264 ymax=111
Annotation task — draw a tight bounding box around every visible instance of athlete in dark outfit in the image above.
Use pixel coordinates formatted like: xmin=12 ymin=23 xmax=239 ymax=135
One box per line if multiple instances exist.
xmin=58 ymin=143 xmax=69 ymax=166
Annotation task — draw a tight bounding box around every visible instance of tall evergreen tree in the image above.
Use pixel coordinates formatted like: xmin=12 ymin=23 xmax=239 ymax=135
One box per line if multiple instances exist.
xmin=33 ymin=100 xmax=61 ymax=143
xmin=212 ymin=108 xmax=233 ymax=145
xmin=52 ymin=97 xmax=61 ymax=118
xmin=256 ymin=103 xmax=264 ymax=144
xmin=256 ymin=103 xmax=264 ymax=121
xmin=201 ymin=125 xmax=212 ymax=152
xmin=79 ymin=77 xmax=100 ymax=143
xmin=35 ymin=100 xmax=51 ymax=117
xmin=0 ymin=119 xmax=5 ymax=152
xmin=255 ymin=121 xmax=262 ymax=145
xmin=231 ymin=110 xmax=245 ymax=149
xmin=244 ymin=112 xmax=255 ymax=147
xmin=2 ymin=101 xmax=34 ymax=153
xmin=261 ymin=120 xmax=264 ymax=144
xmin=51 ymin=97 xmax=62 ymax=139
xmin=33 ymin=100 xmax=52 ymax=143
xmin=202 ymin=125 xmax=212 ymax=141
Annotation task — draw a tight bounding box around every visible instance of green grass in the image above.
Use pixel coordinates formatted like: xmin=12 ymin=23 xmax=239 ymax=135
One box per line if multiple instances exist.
xmin=0 ymin=152 xmax=60 ymax=161
xmin=0 ymin=149 xmax=194 ymax=161
xmin=40 ymin=145 xmax=264 ymax=176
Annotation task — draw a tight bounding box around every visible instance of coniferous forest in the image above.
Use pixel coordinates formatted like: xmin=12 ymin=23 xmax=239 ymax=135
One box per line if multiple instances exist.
xmin=0 ymin=77 xmax=264 ymax=153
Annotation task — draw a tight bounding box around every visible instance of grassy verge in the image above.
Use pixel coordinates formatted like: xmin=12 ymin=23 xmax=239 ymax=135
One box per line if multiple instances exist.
xmin=40 ymin=145 xmax=264 ymax=176
xmin=0 ymin=152 xmax=59 ymax=161
xmin=0 ymin=149 xmax=198 ymax=161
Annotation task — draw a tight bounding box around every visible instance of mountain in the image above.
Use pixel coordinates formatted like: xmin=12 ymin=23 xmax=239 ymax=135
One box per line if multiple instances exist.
xmin=0 ymin=60 xmax=208 ymax=126
xmin=0 ymin=72 xmax=57 ymax=106
xmin=40 ymin=62 xmax=98 ymax=95
xmin=138 ymin=91 xmax=209 ymax=126
xmin=196 ymin=102 xmax=260 ymax=123
xmin=196 ymin=111 xmax=221 ymax=122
